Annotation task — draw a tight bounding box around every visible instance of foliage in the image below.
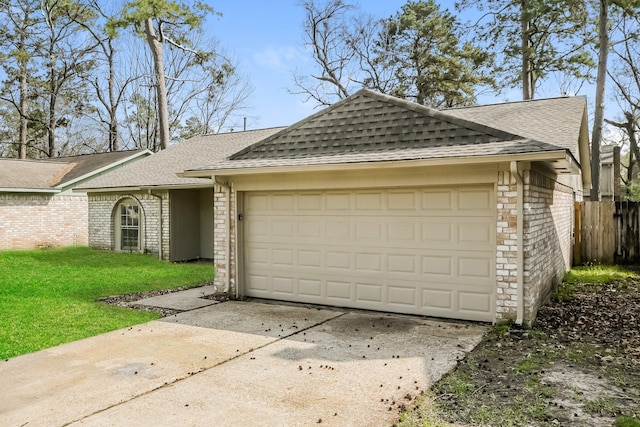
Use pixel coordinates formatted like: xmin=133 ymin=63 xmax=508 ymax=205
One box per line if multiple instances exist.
xmin=0 ymin=246 xmax=213 ymax=359
xmin=373 ymin=0 xmax=493 ymax=107
xmin=0 ymin=0 xmax=251 ymax=157
xmin=456 ymin=0 xmax=595 ymax=99
xmin=622 ymin=182 xmax=640 ymax=201
xmin=293 ymin=0 xmax=493 ymax=108
xmin=108 ymin=0 xmax=215 ymax=150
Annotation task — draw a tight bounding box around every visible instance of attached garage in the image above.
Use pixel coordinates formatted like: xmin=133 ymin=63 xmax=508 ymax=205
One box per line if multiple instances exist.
xmin=242 ymin=186 xmax=496 ymax=321
xmin=182 ymin=89 xmax=591 ymax=325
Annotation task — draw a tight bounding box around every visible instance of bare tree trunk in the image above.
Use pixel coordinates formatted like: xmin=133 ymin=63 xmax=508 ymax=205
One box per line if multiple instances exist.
xmin=590 ymin=0 xmax=609 ymax=201
xmin=521 ymin=0 xmax=533 ymax=100
xmin=108 ymin=38 xmax=118 ymax=151
xmin=19 ymin=49 xmax=28 ymax=159
xmin=144 ymin=18 xmax=169 ymax=151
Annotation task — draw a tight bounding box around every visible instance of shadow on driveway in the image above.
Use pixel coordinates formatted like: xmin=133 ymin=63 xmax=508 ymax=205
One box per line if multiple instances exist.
xmin=1 ymin=300 xmax=488 ymax=427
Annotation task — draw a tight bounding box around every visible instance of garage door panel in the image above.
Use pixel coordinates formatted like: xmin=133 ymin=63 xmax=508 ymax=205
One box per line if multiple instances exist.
xmin=388 ymin=191 xmax=417 ymax=210
xmin=326 ymin=281 xmax=352 ymax=301
xmin=422 ymin=190 xmax=453 ymax=210
xmin=299 ymin=249 xmax=322 ymax=267
xmin=243 ymin=186 xmax=496 ymax=321
xmin=388 ymin=254 xmax=417 ymax=274
xmin=326 ymin=251 xmax=351 ymax=269
xmin=298 ymin=193 xmax=323 ymax=210
xmin=355 ymin=253 xmax=383 ymax=272
xmin=299 ymin=279 xmax=322 ymax=297
xmin=326 ymin=193 xmax=350 ymax=210
xmin=356 ymin=283 xmax=383 ymax=303
xmin=422 ymin=288 xmax=453 ymax=310
xmin=355 ymin=222 xmax=382 ymax=240
xmin=459 ymin=188 xmax=493 ymax=211
xmin=458 ymin=222 xmax=493 ymax=245
xmin=355 ymin=192 xmax=384 ymax=210
xmin=272 ymin=277 xmax=294 ymax=294
xmin=459 ymin=291 xmax=494 ymax=319
xmin=247 ymin=275 xmax=268 ymax=292
xmin=387 ymin=222 xmax=418 ymax=242
xmin=326 ymin=221 xmax=350 ymax=239
xmin=459 ymin=257 xmax=492 ymax=279
xmin=422 ymin=255 xmax=453 ymax=276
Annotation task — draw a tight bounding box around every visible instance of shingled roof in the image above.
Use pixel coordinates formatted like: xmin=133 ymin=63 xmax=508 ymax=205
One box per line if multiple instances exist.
xmin=444 ymin=95 xmax=587 ymax=160
xmin=0 ymin=150 xmax=149 ymax=192
xmin=77 ymin=127 xmax=285 ymax=191
xmin=184 ymin=90 xmax=585 ymax=175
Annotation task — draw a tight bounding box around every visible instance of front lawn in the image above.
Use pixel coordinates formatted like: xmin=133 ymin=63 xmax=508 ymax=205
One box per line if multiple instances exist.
xmin=0 ymin=247 xmax=213 ymax=359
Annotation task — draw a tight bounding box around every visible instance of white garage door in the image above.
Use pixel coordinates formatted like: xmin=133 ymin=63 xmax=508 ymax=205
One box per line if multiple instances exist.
xmin=242 ymin=186 xmax=496 ymax=322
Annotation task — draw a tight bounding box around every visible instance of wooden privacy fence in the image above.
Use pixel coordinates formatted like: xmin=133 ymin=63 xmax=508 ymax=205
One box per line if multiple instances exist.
xmin=575 ymin=201 xmax=640 ymax=265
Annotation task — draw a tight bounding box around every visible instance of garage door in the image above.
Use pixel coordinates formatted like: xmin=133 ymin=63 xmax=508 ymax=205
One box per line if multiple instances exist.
xmin=242 ymin=186 xmax=496 ymax=322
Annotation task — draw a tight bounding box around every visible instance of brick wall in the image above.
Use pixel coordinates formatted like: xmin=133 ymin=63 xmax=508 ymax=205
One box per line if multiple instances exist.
xmin=523 ymin=170 xmax=574 ymax=322
xmin=496 ymin=171 xmax=519 ymax=321
xmin=0 ymin=194 xmax=88 ymax=250
xmin=213 ymin=184 xmax=237 ymax=294
xmin=87 ymin=191 xmax=170 ymax=259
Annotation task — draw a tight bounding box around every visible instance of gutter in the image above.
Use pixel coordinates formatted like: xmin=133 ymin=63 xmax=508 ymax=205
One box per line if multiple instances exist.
xmin=148 ymin=190 xmax=163 ymax=260
xmin=0 ymin=188 xmax=60 ymax=194
xmin=180 ymin=150 xmax=579 ymax=178
xmin=214 ymin=178 xmax=231 ymax=295
xmin=510 ymin=161 xmax=525 ymax=325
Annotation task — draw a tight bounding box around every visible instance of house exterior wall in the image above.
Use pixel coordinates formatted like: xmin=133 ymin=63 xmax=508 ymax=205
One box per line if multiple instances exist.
xmin=523 ymin=170 xmax=574 ymax=322
xmin=495 ymin=170 xmax=519 ymax=322
xmin=213 ymin=184 xmax=237 ymax=294
xmin=87 ymin=191 xmax=169 ymax=260
xmin=0 ymin=194 xmax=88 ymax=250
xmin=212 ymin=165 xmax=579 ymax=325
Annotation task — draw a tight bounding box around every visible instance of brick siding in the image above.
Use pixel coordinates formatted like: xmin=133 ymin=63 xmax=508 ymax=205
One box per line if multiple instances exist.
xmin=523 ymin=170 xmax=574 ymax=322
xmin=496 ymin=170 xmax=575 ymax=324
xmin=496 ymin=171 xmax=519 ymax=321
xmin=0 ymin=194 xmax=88 ymax=250
xmin=213 ymin=184 xmax=237 ymax=294
xmin=88 ymin=191 xmax=170 ymax=260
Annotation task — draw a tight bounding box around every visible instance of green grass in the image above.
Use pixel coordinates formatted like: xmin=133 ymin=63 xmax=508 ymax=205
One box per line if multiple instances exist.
xmin=617 ymin=415 xmax=640 ymax=427
xmin=0 ymin=247 xmax=213 ymax=359
xmin=563 ymin=264 xmax=637 ymax=285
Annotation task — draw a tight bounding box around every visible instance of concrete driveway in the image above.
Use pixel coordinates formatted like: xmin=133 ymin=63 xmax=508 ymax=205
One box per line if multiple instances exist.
xmin=1 ymin=300 xmax=488 ymax=427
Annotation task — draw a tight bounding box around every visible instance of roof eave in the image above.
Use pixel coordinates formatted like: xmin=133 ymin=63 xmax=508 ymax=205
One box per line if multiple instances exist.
xmin=182 ymin=150 xmax=580 ymax=178
xmin=0 ymin=187 xmax=61 ymax=194
xmin=59 ymin=150 xmax=153 ymax=189
xmin=78 ymin=182 xmax=214 ymax=193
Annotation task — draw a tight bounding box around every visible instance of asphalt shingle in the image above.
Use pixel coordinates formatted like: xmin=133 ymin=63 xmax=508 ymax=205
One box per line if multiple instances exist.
xmin=77 ymin=128 xmax=285 ymax=190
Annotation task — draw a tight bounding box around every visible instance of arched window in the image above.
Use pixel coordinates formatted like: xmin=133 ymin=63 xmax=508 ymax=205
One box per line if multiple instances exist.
xmin=115 ymin=199 xmax=143 ymax=252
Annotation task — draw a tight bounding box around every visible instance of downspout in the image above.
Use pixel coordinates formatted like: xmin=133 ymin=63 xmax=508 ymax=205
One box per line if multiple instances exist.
xmin=148 ymin=190 xmax=163 ymax=260
xmin=214 ymin=178 xmax=231 ymax=295
xmin=231 ymin=182 xmax=239 ymax=300
xmin=510 ymin=161 xmax=525 ymax=325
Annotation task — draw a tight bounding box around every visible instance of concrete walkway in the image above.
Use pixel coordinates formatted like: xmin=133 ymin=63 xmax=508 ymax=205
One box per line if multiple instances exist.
xmin=0 ymin=287 xmax=489 ymax=427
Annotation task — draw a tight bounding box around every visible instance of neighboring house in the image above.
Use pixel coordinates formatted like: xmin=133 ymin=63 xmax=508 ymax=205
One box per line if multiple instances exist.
xmin=178 ymin=89 xmax=590 ymax=325
xmin=0 ymin=150 xmax=150 ymax=250
xmin=600 ymin=145 xmax=616 ymax=200
xmin=76 ymin=128 xmax=285 ymax=262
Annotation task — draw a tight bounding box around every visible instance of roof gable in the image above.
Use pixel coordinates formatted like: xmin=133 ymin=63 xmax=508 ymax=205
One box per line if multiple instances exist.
xmin=77 ymin=127 xmax=286 ymax=191
xmin=0 ymin=149 xmax=150 ymax=192
xmin=231 ymin=89 xmax=525 ymax=161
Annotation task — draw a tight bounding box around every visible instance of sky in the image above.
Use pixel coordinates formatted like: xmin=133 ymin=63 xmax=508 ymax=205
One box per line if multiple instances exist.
xmin=204 ymin=0 xmax=459 ymax=130
xmin=203 ymin=1 xmax=595 ymax=132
